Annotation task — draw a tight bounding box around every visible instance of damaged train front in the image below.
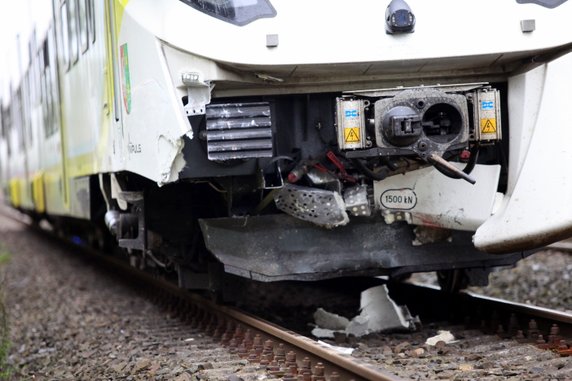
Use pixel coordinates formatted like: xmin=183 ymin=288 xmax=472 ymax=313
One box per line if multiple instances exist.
xmin=188 ymin=81 xmax=516 ymax=286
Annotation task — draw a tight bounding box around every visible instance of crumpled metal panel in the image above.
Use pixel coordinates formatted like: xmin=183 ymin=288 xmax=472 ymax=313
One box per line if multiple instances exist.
xmin=274 ymin=184 xmax=349 ymax=228
xmin=344 ymin=184 xmax=371 ymax=217
xmin=198 ymin=214 xmax=529 ymax=282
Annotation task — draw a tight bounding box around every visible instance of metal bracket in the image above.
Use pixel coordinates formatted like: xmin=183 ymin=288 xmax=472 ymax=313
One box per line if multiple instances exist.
xmin=117 ymin=191 xmax=146 ymax=251
xmin=182 ymin=71 xmax=213 ymax=116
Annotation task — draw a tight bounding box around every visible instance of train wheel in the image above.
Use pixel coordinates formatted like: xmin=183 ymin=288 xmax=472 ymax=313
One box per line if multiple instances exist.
xmin=436 ymin=269 xmax=469 ymax=293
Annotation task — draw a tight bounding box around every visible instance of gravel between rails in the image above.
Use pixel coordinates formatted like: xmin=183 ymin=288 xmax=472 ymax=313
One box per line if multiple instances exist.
xmin=411 ymin=250 xmax=572 ymax=313
xmin=351 ymin=250 xmax=572 ymax=381
xmin=0 ymin=214 xmax=270 ymax=380
xmin=1 ymin=208 xmax=572 ymax=381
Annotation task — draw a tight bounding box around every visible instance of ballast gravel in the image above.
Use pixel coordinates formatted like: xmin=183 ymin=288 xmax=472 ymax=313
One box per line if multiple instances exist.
xmin=0 ymin=213 xmax=268 ymax=380
xmin=411 ymin=250 xmax=572 ymax=313
xmin=1 ymin=208 xmax=572 ymax=381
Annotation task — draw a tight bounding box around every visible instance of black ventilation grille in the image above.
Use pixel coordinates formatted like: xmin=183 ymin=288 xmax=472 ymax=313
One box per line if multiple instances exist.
xmin=205 ymin=102 xmax=273 ymax=161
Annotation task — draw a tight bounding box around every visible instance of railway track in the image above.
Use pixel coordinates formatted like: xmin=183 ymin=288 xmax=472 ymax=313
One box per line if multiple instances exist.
xmin=390 ymin=282 xmax=572 ymax=353
xmin=1 ymin=207 xmax=402 ymax=380
xmin=2 ymin=207 xmax=572 ymax=380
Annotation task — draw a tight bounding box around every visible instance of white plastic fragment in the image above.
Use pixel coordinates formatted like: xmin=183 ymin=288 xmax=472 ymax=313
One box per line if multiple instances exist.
xmin=317 ymin=340 xmax=354 ymax=356
xmin=311 ymin=284 xmax=418 ymax=339
xmin=311 ymin=327 xmax=337 ymax=339
xmin=313 ymin=308 xmax=350 ymax=330
xmin=425 ymin=330 xmax=457 ymax=346
xmin=345 ymin=285 xmax=415 ymax=337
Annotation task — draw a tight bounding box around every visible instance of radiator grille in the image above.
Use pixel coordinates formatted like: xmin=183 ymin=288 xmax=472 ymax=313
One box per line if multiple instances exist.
xmin=205 ymin=102 xmax=273 ymax=160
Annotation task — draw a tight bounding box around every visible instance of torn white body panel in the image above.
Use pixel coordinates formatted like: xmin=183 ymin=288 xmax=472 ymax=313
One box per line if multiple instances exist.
xmin=111 ymin=8 xmax=194 ymax=185
xmin=374 ymin=164 xmax=501 ymax=231
xmin=157 ymin=135 xmax=186 ymax=185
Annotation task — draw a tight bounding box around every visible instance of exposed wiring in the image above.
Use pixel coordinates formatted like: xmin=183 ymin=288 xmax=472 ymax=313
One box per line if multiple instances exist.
xmin=352 ymin=158 xmax=390 ymax=181
xmin=145 ymin=250 xmax=169 ymax=269
xmin=429 ymin=153 xmax=476 ymax=184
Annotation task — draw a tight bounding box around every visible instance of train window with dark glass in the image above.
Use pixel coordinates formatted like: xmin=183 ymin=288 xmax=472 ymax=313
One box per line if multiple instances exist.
xmin=79 ymin=0 xmax=88 ymax=53
xmin=88 ymin=0 xmax=96 ymax=43
xmin=68 ymin=0 xmax=79 ymax=64
xmin=27 ymin=40 xmax=37 ymax=106
xmin=47 ymin=28 xmax=60 ymax=135
xmin=24 ymin=74 xmax=33 ymax=145
xmin=0 ymin=108 xmax=4 ymax=140
xmin=60 ymin=2 xmax=70 ymax=71
xmin=15 ymin=89 xmax=24 ymax=151
xmin=34 ymin=49 xmax=42 ymax=106
xmin=3 ymin=104 xmax=12 ymax=155
xmin=179 ymin=0 xmax=276 ymax=26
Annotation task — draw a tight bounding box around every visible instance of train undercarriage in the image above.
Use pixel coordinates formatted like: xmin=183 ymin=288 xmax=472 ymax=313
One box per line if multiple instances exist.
xmin=53 ymin=82 xmax=531 ymax=293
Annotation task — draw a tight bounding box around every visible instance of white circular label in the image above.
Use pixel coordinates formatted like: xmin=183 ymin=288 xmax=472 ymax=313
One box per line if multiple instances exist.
xmin=380 ymin=188 xmax=417 ymax=210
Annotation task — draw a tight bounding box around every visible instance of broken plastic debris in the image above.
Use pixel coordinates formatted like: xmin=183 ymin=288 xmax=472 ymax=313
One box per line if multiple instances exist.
xmin=425 ymin=330 xmax=457 ymax=346
xmin=346 ymin=285 xmax=417 ymax=337
xmin=311 ymin=285 xmax=419 ymax=339
xmin=317 ymin=340 xmax=354 ymax=356
xmin=311 ymin=327 xmax=337 ymax=339
xmin=313 ymin=308 xmax=350 ymax=330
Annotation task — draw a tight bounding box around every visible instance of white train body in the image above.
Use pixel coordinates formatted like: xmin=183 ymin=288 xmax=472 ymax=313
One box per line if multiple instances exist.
xmin=1 ymin=0 xmax=571 ymax=287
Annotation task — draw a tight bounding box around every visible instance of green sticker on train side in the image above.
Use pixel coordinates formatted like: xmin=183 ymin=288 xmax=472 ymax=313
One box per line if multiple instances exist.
xmin=120 ymin=43 xmax=132 ymax=114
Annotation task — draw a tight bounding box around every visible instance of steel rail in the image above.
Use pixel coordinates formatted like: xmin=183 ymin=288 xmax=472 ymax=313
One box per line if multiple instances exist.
xmin=392 ymin=281 xmax=572 ymax=347
xmin=1 ymin=207 xmax=404 ymax=381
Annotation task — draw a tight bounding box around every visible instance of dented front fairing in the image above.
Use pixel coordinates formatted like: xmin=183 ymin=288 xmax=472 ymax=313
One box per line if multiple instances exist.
xmin=116 ymin=0 xmax=572 ymax=252
xmin=109 ymin=7 xmax=194 ymax=186
xmin=474 ymin=52 xmax=572 ymax=252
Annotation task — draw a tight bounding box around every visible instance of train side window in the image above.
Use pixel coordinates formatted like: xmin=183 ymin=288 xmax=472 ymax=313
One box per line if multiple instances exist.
xmin=0 ymin=109 xmax=4 ymax=141
xmin=24 ymin=73 xmax=33 ymax=146
xmin=4 ymin=104 xmax=11 ymax=156
xmin=22 ymin=85 xmax=28 ymax=149
xmin=38 ymin=46 xmax=48 ymax=137
xmin=47 ymin=27 xmax=60 ymax=136
xmin=68 ymin=0 xmax=79 ymax=64
xmin=35 ymin=49 xmax=42 ymax=106
xmin=60 ymin=2 xmax=70 ymax=71
xmin=15 ymin=89 xmax=24 ymax=151
xmin=79 ymin=0 xmax=88 ymax=53
xmin=28 ymin=39 xmax=36 ymax=107
xmin=5 ymin=104 xmax=12 ymax=156
xmin=87 ymin=0 xmax=96 ymax=44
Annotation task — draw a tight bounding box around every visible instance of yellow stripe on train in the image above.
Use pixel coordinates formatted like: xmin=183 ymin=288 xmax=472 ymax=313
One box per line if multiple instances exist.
xmin=32 ymin=173 xmax=46 ymax=213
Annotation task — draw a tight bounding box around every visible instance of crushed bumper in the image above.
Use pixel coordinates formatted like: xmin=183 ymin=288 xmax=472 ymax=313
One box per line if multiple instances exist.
xmin=199 ymin=214 xmax=528 ymax=281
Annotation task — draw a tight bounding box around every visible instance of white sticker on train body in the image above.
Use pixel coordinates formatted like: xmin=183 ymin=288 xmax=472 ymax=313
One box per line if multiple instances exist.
xmin=380 ymin=189 xmax=417 ymax=210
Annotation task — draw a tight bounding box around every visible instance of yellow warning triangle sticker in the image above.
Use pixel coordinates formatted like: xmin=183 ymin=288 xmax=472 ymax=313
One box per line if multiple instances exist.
xmin=344 ymin=127 xmax=361 ymax=143
xmin=480 ymin=119 xmax=497 ymax=134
